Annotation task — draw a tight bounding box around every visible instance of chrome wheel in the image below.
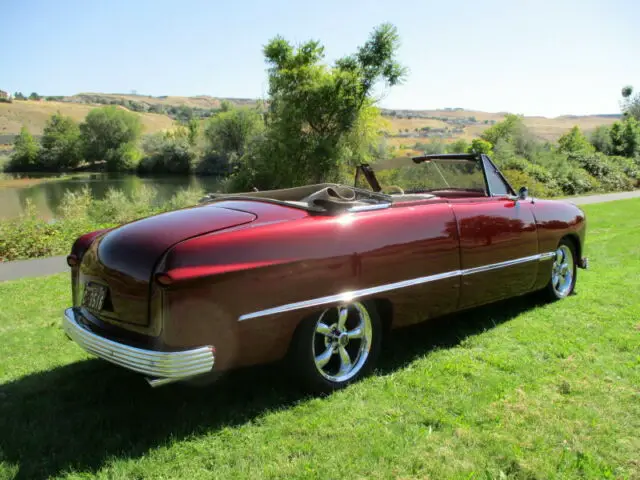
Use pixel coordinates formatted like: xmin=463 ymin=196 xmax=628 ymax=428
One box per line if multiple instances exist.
xmin=552 ymin=245 xmax=574 ymax=298
xmin=312 ymin=302 xmax=373 ymax=383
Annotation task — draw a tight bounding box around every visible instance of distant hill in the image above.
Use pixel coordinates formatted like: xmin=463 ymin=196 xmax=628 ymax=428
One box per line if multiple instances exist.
xmin=0 ymin=93 xmax=620 ymax=148
xmin=381 ymin=108 xmax=621 ymax=149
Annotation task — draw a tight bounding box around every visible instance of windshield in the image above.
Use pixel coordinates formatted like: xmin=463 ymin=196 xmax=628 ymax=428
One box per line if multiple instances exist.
xmin=357 ymin=159 xmax=488 ymax=195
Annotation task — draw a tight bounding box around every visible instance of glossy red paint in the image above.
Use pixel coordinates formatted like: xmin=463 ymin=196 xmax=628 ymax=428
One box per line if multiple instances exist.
xmin=68 ymin=187 xmax=587 ymax=374
xmin=449 ymin=197 xmax=539 ymax=308
xmin=159 ymin=197 xmax=460 ymax=369
xmin=529 ymin=198 xmax=586 ymax=290
xmin=70 ymin=228 xmax=111 ymax=260
xmin=96 ymin=205 xmax=257 ymax=282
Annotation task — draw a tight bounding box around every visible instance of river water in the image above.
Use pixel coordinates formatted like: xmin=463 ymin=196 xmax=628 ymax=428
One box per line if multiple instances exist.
xmin=0 ymin=173 xmax=224 ymax=219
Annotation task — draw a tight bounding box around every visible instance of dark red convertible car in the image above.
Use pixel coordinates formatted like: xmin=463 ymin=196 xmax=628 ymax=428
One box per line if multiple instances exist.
xmin=63 ymin=153 xmax=588 ymax=392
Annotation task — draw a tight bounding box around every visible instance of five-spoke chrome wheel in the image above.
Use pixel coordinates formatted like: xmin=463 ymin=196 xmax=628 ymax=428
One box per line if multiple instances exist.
xmin=551 ymin=244 xmax=575 ymax=298
xmin=312 ymin=303 xmax=373 ymax=383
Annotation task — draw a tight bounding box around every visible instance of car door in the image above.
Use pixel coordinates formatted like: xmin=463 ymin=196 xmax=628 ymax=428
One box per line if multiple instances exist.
xmin=450 ymin=158 xmax=539 ymax=309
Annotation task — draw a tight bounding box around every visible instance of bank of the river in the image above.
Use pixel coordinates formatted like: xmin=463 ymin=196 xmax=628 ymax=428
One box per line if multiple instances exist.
xmin=0 ymin=185 xmax=205 ymax=262
xmin=0 ymin=173 xmax=93 ymax=189
xmin=0 ymin=172 xmax=224 ymax=220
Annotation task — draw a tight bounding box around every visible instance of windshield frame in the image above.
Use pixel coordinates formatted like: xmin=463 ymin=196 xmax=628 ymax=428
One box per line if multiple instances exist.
xmin=355 ymin=153 xmax=516 ymax=197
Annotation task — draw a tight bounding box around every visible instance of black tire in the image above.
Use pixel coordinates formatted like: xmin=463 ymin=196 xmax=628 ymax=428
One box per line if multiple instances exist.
xmin=289 ymin=301 xmax=383 ymax=394
xmin=544 ymin=238 xmax=578 ymax=301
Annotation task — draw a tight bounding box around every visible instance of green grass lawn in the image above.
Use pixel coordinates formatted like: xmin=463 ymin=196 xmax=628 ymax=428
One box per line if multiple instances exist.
xmin=1 ymin=199 xmax=639 ymax=480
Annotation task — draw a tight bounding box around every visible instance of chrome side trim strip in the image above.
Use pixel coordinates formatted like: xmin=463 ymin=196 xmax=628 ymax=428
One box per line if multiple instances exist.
xmin=238 ymin=270 xmax=461 ymax=321
xmin=346 ymin=203 xmax=392 ymax=213
xmin=461 ymin=253 xmax=544 ymax=276
xmin=239 ymin=251 xmax=556 ymax=321
xmin=538 ymin=251 xmax=556 ymax=261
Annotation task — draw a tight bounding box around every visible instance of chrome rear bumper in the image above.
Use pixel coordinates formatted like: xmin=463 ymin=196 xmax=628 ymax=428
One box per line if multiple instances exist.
xmin=62 ymin=308 xmax=215 ymax=387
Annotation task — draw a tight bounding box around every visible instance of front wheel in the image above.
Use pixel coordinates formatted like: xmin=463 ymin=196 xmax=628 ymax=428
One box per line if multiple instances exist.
xmin=289 ymin=301 xmax=382 ymax=394
xmin=544 ymin=239 xmax=577 ymax=300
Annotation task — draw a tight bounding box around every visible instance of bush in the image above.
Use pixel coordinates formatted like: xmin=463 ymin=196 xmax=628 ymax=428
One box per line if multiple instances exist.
xmin=501 ymin=169 xmax=556 ymax=198
xmin=0 ymin=199 xmax=109 ymax=262
xmin=91 ymin=185 xmax=158 ymax=224
xmin=138 ymin=135 xmax=197 ymax=174
xmin=558 ymin=168 xmax=600 ymax=195
xmin=6 ymin=127 xmax=40 ymax=172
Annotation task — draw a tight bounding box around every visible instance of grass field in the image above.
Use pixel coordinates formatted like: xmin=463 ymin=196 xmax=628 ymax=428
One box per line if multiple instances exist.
xmin=385 ymin=113 xmax=618 ymax=146
xmin=0 ymin=100 xmax=174 ymax=138
xmin=1 ymin=199 xmax=639 ymax=479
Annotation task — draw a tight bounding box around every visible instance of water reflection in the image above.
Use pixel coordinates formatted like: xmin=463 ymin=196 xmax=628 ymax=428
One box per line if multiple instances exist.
xmin=0 ymin=173 xmax=224 ymax=219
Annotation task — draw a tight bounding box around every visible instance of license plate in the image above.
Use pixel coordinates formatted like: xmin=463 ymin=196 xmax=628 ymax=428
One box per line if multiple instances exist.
xmin=82 ymin=283 xmax=107 ymax=311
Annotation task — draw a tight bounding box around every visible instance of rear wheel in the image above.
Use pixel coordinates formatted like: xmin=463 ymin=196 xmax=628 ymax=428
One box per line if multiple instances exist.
xmin=290 ymin=301 xmax=382 ymax=394
xmin=544 ymin=239 xmax=577 ymax=300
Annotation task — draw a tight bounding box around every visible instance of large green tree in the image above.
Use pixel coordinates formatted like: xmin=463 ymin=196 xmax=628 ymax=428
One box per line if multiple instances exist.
xmin=40 ymin=112 xmax=83 ymax=170
xmin=237 ymin=23 xmax=406 ymax=189
xmin=204 ymin=108 xmax=264 ymax=158
xmin=80 ymin=106 xmax=142 ymax=171
xmin=7 ymin=127 xmax=41 ymax=171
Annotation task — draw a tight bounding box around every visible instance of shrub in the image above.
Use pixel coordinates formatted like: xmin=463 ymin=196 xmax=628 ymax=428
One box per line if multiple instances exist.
xmin=104 ymin=143 xmax=142 ymax=171
xmin=166 ymin=186 xmax=205 ymax=211
xmin=6 ymin=127 xmax=40 ymax=172
xmin=447 ymin=139 xmax=469 ymax=153
xmin=0 ymin=199 xmax=109 ymax=262
xmin=558 ymin=168 xmax=600 ymax=195
xmin=139 ymin=135 xmax=196 ymax=174
xmin=501 ymin=169 xmax=557 ymax=198
xmin=90 ymin=185 xmax=158 ymax=224
xmin=590 ymin=125 xmax=612 ymax=154
xmin=468 ymin=138 xmax=492 ymax=155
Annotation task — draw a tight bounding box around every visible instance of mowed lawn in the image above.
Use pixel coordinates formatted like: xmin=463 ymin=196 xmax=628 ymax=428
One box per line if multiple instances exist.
xmin=1 ymin=200 xmax=639 ymax=480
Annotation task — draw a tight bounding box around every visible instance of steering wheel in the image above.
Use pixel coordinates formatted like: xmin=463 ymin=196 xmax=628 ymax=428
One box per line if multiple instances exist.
xmin=382 ymin=185 xmax=405 ymax=195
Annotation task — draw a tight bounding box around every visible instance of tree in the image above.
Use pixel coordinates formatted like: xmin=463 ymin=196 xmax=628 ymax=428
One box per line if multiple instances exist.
xmin=187 ymin=118 xmax=200 ymax=147
xmin=468 ymin=138 xmax=493 ymax=155
xmin=621 ymin=85 xmax=640 ymax=121
xmin=205 ymin=108 xmax=263 ymax=158
xmin=40 ymin=112 xmax=83 ymax=169
xmin=610 ymin=118 xmax=640 ymax=158
xmin=80 ymin=106 xmax=142 ymax=171
xmin=480 ymin=114 xmax=525 ymax=147
xmin=13 ymin=92 xmax=26 ymax=100
xmin=7 ymin=127 xmax=40 ymax=171
xmin=557 ymin=126 xmax=594 ymax=155
xmin=590 ymin=125 xmax=612 ymax=154
xmin=448 ymin=139 xmax=469 ymax=153
xmin=242 ymin=23 xmax=406 ymax=188
xmin=29 ymin=92 xmax=41 ymax=101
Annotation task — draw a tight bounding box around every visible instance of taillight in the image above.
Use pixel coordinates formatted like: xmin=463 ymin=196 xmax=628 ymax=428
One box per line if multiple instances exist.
xmin=67 ymin=254 xmax=78 ymax=267
xmin=155 ymin=273 xmax=173 ymax=286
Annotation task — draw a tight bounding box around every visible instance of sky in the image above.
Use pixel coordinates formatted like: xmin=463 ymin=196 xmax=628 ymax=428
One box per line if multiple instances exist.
xmin=2 ymin=0 xmax=639 ymax=117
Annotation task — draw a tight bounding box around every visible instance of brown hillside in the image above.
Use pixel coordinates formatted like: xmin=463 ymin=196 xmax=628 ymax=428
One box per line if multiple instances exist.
xmin=0 ymin=95 xmax=619 ymax=146
xmin=0 ymin=100 xmax=175 ymax=137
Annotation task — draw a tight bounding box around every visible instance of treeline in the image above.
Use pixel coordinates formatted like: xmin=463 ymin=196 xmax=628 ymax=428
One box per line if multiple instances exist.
xmin=4 ymin=104 xmax=269 ymax=176
xmin=6 ymin=24 xmax=407 ymax=191
xmin=410 ymin=111 xmax=640 ymax=197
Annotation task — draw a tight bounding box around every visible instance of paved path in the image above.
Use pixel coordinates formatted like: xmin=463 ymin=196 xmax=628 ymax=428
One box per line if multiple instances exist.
xmin=1 ymin=190 xmax=639 ymax=282
xmin=0 ymin=255 xmax=67 ymax=282
xmin=565 ymin=190 xmax=640 ymax=205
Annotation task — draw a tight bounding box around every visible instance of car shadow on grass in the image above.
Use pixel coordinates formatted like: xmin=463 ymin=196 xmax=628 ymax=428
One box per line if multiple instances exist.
xmin=0 ymin=293 xmax=546 ymax=479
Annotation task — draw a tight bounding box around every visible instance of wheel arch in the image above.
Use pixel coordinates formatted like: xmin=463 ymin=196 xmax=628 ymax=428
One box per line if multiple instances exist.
xmin=563 ymin=233 xmax=581 ymax=260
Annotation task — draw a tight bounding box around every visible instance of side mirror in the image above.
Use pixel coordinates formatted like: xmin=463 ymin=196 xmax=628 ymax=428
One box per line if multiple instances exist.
xmin=517 ymin=186 xmax=528 ymax=200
